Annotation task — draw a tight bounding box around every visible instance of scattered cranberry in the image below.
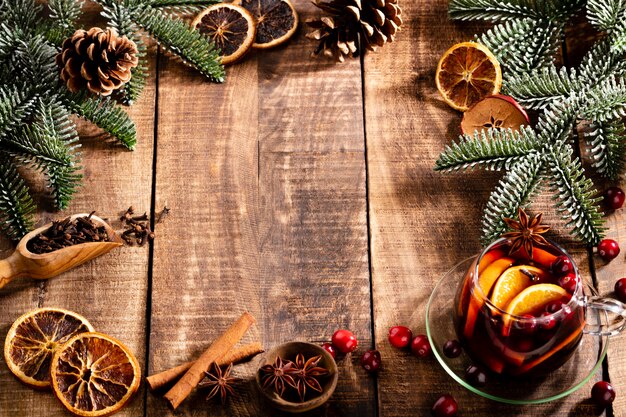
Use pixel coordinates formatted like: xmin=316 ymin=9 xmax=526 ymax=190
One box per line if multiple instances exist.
xmin=605 ymin=187 xmax=625 ymax=210
xmin=388 ymin=326 xmax=412 ymax=349
xmin=539 ymin=311 xmax=557 ymax=330
xmin=321 ymin=342 xmax=336 ymax=359
xmin=615 ymin=278 xmax=626 ymax=303
xmin=431 ymin=394 xmax=458 ymax=417
xmin=332 ymin=329 xmax=358 ymax=354
xmin=551 ymin=255 xmax=574 ymax=276
xmin=411 ymin=334 xmax=432 ymax=358
xmin=442 ymin=340 xmax=462 ymax=358
xmin=360 ymin=349 xmax=382 ymax=373
xmin=465 ymin=364 xmax=488 ymax=387
xmin=558 ymin=273 xmax=578 ymax=294
xmin=591 ymin=381 xmax=616 ymax=407
xmin=515 ymin=314 xmax=537 ymax=335
xmin=598 ymin=239 xmax=620 ymax=261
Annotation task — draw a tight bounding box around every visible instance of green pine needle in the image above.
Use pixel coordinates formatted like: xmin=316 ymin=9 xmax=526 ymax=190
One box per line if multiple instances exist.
xmin=584 ymin=120 xmax=626 ymax=180
xmin=587 ymin=0 xmax=626 ymax=32
xmin=0 ymin=154 xmax=36 ymax=239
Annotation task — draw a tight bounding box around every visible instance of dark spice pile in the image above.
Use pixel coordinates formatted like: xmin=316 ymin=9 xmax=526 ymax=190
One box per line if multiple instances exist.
xmin=27 ymin=212 xmax=110 ymax=254
xmin=120 ymin=206 xmax=169 ymax=246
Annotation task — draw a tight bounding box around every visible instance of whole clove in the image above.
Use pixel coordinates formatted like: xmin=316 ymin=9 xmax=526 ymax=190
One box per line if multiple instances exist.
xmin=27 ymin=212 xmax=111 ymax=254
xmin=120 ymin=206 xmax=155 ymax=246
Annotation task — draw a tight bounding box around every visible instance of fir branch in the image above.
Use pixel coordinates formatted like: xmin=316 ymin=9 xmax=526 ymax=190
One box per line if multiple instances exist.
xmin=584 ymin=120 xmax=626 ymax=180
xmin=587 ymin=0 xmax=626 ymax=32
xmin=47 ymin=0 xmax=84 ymax=44
xmin=481 ymin=153 xmax=545 ymax=244
xmin=546 ymin=145 xmax=605 ymax=245
xmin=0 ymin=0 xmax=42 ymax=33
xmin=449 ymin=0 xmax=584 ymax=22
xmin=0 ymin=85 xmax=37 ymax=140
xmin=147 ymin=0 xmax=218 ymax=14
xmin=0 ymin=154 xmax=36 ymax=239
xmin=579 ymin=78 xmax=626 ymax=123
xmin=435 ymin=126 xmax=540 ymax=172
xmin=65 ymin=92 xmax=137 ymax=150
xmin=505 ymin=65 xmax=576 ymax=109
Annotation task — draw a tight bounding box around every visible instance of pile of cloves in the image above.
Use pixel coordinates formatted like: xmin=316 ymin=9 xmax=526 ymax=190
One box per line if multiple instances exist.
xmin=120 ymin=206 xmax=169 ymax=246
xmin=27 ymin=212 xmax=110 ymax=254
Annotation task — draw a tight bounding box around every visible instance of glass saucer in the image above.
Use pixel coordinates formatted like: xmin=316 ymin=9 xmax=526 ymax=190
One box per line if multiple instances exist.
xmin=426 ymin=257 xmax=609 ymax=404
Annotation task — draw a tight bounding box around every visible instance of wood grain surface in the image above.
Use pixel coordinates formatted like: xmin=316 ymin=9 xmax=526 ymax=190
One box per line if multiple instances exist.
xmin=1 ymin=1 xmax=626 ymax=416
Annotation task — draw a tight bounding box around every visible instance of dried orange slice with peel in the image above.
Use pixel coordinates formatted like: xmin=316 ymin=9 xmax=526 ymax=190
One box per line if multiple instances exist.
xmin=50 ymin=332 xmax=140 ymax=417
xmin=436 ymin=41 xmax=502 ymax=112
xmin=236 ymin=0 xmax=299 ymax=49
xmin=193 ymin=4 xmax=257 ymax=65
xmin=490 ymin=265 xmax=548 ymax=310
xmin=505 ymin=283 xmax=569 ymax=317
xmin=4 ymin=307 xmax=94 ymax=389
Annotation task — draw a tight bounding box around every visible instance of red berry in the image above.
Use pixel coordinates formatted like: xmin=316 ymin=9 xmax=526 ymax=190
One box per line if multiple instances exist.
xmin=321 ymin=342 xmax=336 ymax=359
xmin=558 ymin=273 xmax=578 ymax=294
xmin=465 ymin=364 xmax=488 ymax=387
xmin=551 ymin=255 xmax=574 ymax=276
xmin=411 ymin=334 xmax=431 ymax=358
xmin=605 ymin=187 xmax=625 ymax=210
xmin=514 ymin=314 xmax=537 ymax=335
xmin=592 ymin=381 xmax=616 ymax=407
xmin=442 ymin=340 xmax=462 ymax=358
xmin=388 ymin=326 xmax=412 ymax=349
xmin=615 ymin=278 xmax=626 ymax=303
xmin=539 ymin=311 xmax=557 ymax=330
xmin=431 ymin=394 xmax=458 ymax=417
xmin=545 ymin=301 xmax=564 ymax=314
xmin=332 ymin=329 xmax=358 ymax=354
xmin=360 ymin=350 xmax=382 ymax=373
xmin=598 ymin=239 xmax=621 ymax=261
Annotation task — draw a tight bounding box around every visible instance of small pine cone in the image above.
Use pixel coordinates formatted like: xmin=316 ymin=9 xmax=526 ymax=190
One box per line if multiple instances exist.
xmin=56 ymin=27 xmax=139 ymax=96
xmin=306 ymin=0 xmax=402 ymax=62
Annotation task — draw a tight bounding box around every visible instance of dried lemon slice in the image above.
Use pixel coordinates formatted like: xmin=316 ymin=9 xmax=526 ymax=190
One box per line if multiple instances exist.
xmin=50 ymin=332 xmax=141 ymax=417
xmin=4 ymin=307 xmax=94 ymax=389
xmin=193 ymin=3 xmax=257 ymax=65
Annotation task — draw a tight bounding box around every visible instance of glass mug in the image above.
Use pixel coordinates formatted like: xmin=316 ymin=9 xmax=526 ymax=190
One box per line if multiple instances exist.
xmin=453 ymin=238 xmax=626 ymax=377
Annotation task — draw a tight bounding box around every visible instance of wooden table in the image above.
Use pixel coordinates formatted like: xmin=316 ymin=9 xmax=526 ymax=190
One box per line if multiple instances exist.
xmin=2 ymin=1 xmax=626 ymax=416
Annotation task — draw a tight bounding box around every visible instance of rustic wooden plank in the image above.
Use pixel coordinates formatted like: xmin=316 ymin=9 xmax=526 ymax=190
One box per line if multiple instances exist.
xmin=146 ymin=1 xmax=374 ymax=415
xmin=364 ymin=1 xmax=602 ymax=415
xmin=0 ymin=4 xmax=156 ymax=415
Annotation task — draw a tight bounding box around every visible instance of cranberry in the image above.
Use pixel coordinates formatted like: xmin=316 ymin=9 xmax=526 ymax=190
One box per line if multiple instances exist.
xmin=598 ymin=239 xmax=621 ymax=261
xmin=360 ymin=349 xmax=381 ymax=373
xmin=431 ymin=394 xmax=458 ymax=417
xmin=321 ymin=342 xmax=336 ymax=359
xmin=591 ymin=381 xmax=616 ymax=407
xmin=551 ymin=255 xmax=574 ymax=276
xmin=538 ymin=311 xmax=557 ymax=330
xmin=545 ymin=301 xmax=564 ymax=314
xmin=558 ymin=273 xmax=578 ymax=294
xmin=515 ymin=314 xmax=537 ymax=335
xmin=605 ymin=187 xmax=625 ymax=210
xmin=411 ymin=334 xmax=432 ymax=358
xmin=388 ymin=326 xmax=412 ymax=349
xmin=615 ymin=278 xmax=626 ymax=303
xmin=442 ymin=340 xmax=462 ymax=358
xmin=465 ymin=364 xmax=488 ymax=387
xmin=331 ymin=329 xmax=358 ymax=354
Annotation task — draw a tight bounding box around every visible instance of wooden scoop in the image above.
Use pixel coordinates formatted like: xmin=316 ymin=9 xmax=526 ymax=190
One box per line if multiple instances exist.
xmin=0 ymin=213 xmax=122 ymax=290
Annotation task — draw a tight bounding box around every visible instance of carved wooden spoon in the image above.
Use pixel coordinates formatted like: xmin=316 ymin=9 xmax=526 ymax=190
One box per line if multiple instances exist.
xmin=0 ymin=213 xmax=122 ymax=290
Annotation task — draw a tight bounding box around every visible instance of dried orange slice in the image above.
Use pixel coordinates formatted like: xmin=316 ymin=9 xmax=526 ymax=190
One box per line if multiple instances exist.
xmin=490 ymin=265 xmax=548 ymax=310
xmin=505 ymin=284 xmax=568 ymax=316
xmin=50 ymin=332 xmax=140 ymax=417
xmin=236 ymin=0 xmax=298 ymax=49
xmin=436 ymin=42 xmax=502 ymax=112
xmin=4 ymin=308 xmax=94 ymax=389
xmin=193 ymin=4 xmax=257 ymax=65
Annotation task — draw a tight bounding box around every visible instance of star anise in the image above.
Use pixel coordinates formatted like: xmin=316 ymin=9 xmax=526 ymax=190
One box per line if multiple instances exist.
xmin=502 ymin=208 xmax=550 ymax=259
xmin=291 ymin=353 xmax=329 ymax=402
xmin=259 ymin=356 xmax=297 ymax=397
xmin=199 ymin=362 xmax=240 ymax=404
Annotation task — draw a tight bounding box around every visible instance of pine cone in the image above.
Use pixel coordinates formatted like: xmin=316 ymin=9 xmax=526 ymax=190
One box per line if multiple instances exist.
xmin=56 ymin=27 xmax=139 ymax=96
xmin=306 ymin=0 xmax=402 ymax=62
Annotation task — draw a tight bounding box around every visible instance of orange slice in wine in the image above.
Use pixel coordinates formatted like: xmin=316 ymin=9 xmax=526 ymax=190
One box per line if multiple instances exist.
xmin=490 ymin=265 xmax=548 ymax=310
xmin=436 ymin=42 xmax=502 ymax=112
xmin=505 ymin=284 xmax=568 ymax=316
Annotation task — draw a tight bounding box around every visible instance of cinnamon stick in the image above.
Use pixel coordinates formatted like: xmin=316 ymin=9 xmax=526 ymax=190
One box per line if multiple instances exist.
xmin=146 ymin=342 xmax=263 ymax=392
xmin=163 ymin=312 xmax=256 ymax=409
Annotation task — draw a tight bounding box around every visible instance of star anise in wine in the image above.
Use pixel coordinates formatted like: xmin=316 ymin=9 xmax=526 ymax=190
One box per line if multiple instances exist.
xmin=259 ymin=356 xmax=297 ymax=397
xmin=502 ymin=207 xmax=550 ymax=259
xmin=291 ymin=353 xmax=329 ymax=402
xmin=199 ymin=362 xmax=240 ymax=404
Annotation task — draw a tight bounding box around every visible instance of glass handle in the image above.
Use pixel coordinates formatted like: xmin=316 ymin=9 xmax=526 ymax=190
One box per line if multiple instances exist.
xmin=585 ymin=296 xmax=626 ymax=336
